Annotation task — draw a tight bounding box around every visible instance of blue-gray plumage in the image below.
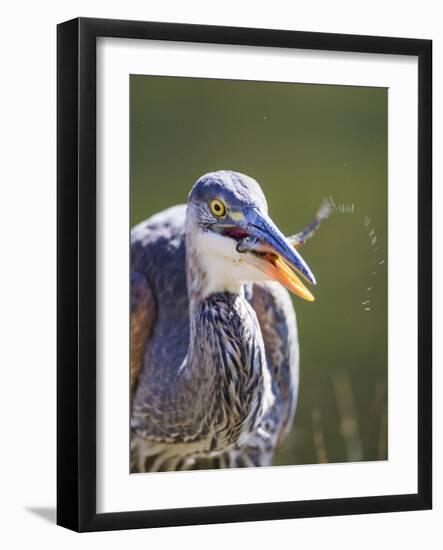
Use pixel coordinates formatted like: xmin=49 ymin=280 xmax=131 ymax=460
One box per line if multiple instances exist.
xmin=130 ymin=171 xmax=324 ymax=472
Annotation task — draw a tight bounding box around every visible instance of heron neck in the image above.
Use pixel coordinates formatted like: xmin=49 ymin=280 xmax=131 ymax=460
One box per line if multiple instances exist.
xmin=180 ymin=220 xmax=273 ymax=447
xmin=184 ymin=217 xmax=246 ymax=301
xmin=183 ymin=290 xmax=273 ymax=450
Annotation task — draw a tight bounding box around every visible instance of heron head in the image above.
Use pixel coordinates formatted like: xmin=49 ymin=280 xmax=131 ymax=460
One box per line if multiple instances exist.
xmin=186 ymin=170 xmax=316 ymax=301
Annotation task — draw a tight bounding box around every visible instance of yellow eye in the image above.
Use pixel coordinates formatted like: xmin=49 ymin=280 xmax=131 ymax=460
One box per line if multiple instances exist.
xmin=209 ymin=198 xmax=226 ymax=217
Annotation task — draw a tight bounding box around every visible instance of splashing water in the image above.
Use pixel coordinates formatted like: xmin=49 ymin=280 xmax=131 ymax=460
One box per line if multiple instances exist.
xmin=329 ymin=196 xmax=355 ymax=216
xmin=360 ymin=214 xmax=386 ymax=312
xmin=328 ymin=199 xmax=386 ymax=312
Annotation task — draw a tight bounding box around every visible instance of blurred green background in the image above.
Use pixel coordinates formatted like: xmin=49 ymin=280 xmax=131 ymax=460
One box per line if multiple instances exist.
xmin=130 ymin=75 xmax=388 ymax=465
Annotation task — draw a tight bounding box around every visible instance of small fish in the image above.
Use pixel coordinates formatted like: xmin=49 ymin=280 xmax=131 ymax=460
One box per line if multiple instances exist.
xmin=238 ymin=197 xmax=336 ymax=254
xmin=236 ymin=236 xmax=266 ymax=254
xmin=288 ymin=197 xmax=335 ymax=248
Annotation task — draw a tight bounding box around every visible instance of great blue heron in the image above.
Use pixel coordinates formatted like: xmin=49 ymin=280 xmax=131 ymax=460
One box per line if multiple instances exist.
xmin=131 ymin=170 xmax=329 ymax=472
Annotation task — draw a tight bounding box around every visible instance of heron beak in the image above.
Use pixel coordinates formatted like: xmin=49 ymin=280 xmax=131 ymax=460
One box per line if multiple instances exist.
xmin=239 ymin=209 xmax=316 ymax=302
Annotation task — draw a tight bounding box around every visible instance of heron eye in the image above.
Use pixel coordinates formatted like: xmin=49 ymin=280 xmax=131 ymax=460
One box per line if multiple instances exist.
xmin=209 ymin=198 xmax=226 ymax=217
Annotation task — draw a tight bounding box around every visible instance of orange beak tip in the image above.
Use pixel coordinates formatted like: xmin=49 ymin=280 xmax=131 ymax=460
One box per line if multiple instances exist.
xmin=270 ymin=257 xmax=316 ymax=303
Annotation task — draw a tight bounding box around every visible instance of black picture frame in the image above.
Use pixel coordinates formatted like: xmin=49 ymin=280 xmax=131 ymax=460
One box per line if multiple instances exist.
xmin=57 ymin=17 xmax=432 ymax=532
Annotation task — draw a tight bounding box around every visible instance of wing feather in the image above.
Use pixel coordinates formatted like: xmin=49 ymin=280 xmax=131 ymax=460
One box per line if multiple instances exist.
xmin=130 ymin=272 xmax=156 ymax=396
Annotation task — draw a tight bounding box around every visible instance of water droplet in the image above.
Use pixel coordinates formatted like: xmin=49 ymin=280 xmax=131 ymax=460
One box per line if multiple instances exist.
xmin=328 ymin=196 xmax=355 ymax=216
xmin=360 ymin=214 xmax=385 ymax=312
